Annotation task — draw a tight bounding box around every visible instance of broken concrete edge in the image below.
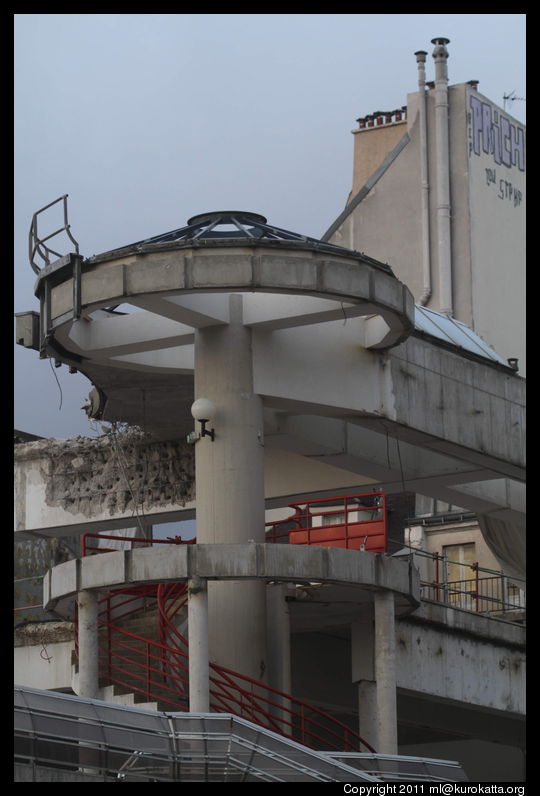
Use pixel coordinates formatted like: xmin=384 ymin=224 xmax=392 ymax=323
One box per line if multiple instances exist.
xmin=14 ymin=621 xmax=74 ymax=648
xmin=43 ymin=543 xmax=421 ymax=614
xmin=14 ymin=431 xmax=196 ymax=528
xmin=13 ymin=430 xmax=159 ymax=460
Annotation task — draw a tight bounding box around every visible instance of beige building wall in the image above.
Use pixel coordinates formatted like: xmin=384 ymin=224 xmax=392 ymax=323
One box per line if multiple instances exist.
xmin=327 ymin=73 xmax=525 ymax=374
xmin=331 ymin=112 xmax=424 ymax=299
xmin=350 ymin=119 xmax=408 ymax=198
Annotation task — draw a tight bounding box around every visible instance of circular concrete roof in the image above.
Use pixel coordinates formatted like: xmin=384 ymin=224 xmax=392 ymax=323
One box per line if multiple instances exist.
xmin=30 ymin=212 xmax=415 ymax=436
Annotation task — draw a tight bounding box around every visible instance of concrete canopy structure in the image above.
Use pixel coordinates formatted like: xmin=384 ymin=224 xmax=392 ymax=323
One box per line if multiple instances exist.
xmin=16 ymin=210 xmax=525 ymax=578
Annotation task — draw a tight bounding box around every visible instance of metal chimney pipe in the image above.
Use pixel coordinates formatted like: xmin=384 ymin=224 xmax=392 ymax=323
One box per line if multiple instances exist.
xmin=432 ymin=37 xmax=453 ymax=315
xmin=415 ymin=50 xmax=432 ymax=306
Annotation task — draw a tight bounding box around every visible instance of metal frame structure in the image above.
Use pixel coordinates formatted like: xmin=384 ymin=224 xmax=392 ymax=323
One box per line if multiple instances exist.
xmin=28 ymin=194 xmax=79 ymax=275
xmin=14 ymin=686 xmax=467 ymax=782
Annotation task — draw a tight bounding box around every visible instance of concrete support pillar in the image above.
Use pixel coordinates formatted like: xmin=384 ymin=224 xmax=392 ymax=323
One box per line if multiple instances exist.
xmin=351 ymin=604 xmax=377 ymax=751
xmin=194 ymin=294 xmax=267 ymax=682
xmin=77 ymin=590 xmax=99 ymax=699
xmin=266 ymin=583 xmax=292 ymax=696
xmin=374 ymin=590 xmax=398 ymax=754
xmin=352 ymin=594 xmax=398 ymax=753
xmin=357 ymin=681 xmax=378 ymax=749
xmin=188 ymin=577 xmax=209 ymax=712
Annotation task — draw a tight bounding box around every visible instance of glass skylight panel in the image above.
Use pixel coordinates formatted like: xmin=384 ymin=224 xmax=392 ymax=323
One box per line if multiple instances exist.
xmin=414 ymin=306 xmax=508 ymax=365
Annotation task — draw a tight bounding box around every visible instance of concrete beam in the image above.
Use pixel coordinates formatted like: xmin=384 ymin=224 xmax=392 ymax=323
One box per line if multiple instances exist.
xmin=265 ymin=416 xmax=518 ymax=505
xmin=242 ymin=294 xmax=377 ymax=331
xmin=63 ymin=312 xmax=195 ymax=357
xmin=254 ymin=329 xmax=525 ymax=481
xmin=128 ymin=293 xmax=230 ymax=327
xmin=106 ymin=347 xmax=194 ymax=373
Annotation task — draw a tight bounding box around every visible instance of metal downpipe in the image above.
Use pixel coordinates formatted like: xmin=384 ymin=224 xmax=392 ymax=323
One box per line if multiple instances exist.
xmin=415 ymin=50 xmax=432 ymax=307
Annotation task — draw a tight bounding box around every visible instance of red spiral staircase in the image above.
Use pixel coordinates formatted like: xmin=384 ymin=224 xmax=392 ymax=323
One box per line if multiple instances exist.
xmin=75 ymin=492 xmax=387 ymax=753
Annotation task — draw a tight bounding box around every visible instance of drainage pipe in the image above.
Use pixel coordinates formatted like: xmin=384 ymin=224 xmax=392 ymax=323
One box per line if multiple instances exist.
xmin=432 ymin=37 xmax=453 ymax=316
xmin=415 ymin=50 xmax=432 ymax=306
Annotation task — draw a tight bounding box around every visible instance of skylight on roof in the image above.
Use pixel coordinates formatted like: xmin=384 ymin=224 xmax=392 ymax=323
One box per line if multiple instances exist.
xmin=414 ymin=306 xmax=509 ymax=366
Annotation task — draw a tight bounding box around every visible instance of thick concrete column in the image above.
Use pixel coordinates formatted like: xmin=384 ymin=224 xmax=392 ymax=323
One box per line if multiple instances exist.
xmin=266 ymin=583 xmax=292 ymax=695
xmin=77 ymin=590 xmax=99 ymax=699
xmin=351 ymin=605 xmax=378 ymax=750
xmin=194 ymin=294 xmax=267 ymax=682
xmin=352 ymin=595 xmax=398 ymax=753
xmin=357 ymin=681 xmax=378 ymax=749
xmin=374 ymin=590 xmax=398 ymax=754
xmin=188 ymin=577 xmax=209 ymax=712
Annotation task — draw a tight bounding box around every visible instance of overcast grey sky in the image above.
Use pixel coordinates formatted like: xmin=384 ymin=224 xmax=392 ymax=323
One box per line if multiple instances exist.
xmin=14 ymin=13 xmax=526 ymax=440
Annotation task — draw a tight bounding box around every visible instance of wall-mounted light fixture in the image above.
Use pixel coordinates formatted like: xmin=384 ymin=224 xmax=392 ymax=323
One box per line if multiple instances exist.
xmin=190 ymin=398 xmax=216 ymax=442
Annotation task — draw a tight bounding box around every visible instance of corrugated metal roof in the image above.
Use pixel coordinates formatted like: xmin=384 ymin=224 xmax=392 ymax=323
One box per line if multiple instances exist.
xmin=414 ymin=306 xmax=510 ymax=367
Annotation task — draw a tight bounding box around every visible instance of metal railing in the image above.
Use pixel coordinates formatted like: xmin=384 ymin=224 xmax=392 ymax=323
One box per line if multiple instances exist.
xmin=90 ymin=613 xmax=373 ymax=752
xmin=28 ymin=194 xmax=79 ymax=275
xmin=76 ymin=539 xmax=374 ymax=752
xmin=390 ymin=542 xmax=526 ymax=617
xmin=81 ymin=532 xmax=195 ymax=557
xmin=154 ymin=580 xmax=372 ymax=751
xmin=265 ymin=491 xmax=387 ymax=553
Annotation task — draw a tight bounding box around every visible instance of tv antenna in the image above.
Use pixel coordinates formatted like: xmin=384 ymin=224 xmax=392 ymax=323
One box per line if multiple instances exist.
xmin=503 ymin=90 xmax=526 ymax=112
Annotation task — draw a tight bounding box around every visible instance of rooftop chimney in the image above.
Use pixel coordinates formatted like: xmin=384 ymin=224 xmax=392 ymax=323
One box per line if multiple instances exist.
xmin=415 ymin=50 xmax=431 ymax=307
xmin=431 ymin=37 xmax=453 ymax=316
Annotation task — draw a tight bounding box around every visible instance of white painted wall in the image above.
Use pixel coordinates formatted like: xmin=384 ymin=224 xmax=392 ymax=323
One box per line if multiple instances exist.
xmin=14 ymin=641 xmax=72 ymax=691
xmin=467 ymin=88 xmax=526 ymax=373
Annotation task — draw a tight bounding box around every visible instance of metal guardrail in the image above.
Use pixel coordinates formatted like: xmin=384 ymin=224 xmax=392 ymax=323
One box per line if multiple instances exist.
xmin=265 ymin=491 xmax=387 ymax=552
xmin=81 ymin=532 xmax=195 ymax=556
xmin=28 ymin=194 xmax=80 ymax=275
xmin=389 ymin=541 xmax=526 ymax=617
xmin=73 ymin=553 xmax=374 ymax=753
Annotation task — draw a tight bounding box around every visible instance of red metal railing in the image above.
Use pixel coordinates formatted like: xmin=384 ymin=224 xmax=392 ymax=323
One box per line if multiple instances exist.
xmin=266 ymin=491 xmax=387 ymax=553
xmin=154 ymin=581 xmax=372 ymax=750
xmin=81 ymin=532 xmax=196 ymax=557
xmin=91 ymin=597 xmax=373 ymax=752
xmin=76 ymin=535 xmax=374 ymax=752
xmin=98 ymin=623 xmax=191 ymax=708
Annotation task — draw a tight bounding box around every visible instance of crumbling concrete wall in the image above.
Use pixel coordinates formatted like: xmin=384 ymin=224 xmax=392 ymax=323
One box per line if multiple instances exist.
xmin=41 ymin=430 xmax=195 ymax=515
xmin=15 ymin=429 xmax=196 ymax=534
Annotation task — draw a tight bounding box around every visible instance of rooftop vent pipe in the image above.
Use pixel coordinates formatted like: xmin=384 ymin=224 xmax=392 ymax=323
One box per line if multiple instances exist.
xmin=432 ymin=37 xmax=453 ymax=316
xmin=415 ymin=50 xmax=432 ymax=306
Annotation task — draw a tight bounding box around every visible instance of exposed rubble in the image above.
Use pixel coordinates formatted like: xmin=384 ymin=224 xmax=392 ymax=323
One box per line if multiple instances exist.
xmin=14 ymin=428 xmax=195 ymax=516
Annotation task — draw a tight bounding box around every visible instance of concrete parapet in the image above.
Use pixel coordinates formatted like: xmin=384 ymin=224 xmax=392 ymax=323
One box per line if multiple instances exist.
xmin=43 ymin=543 xmax=421 ymax=614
